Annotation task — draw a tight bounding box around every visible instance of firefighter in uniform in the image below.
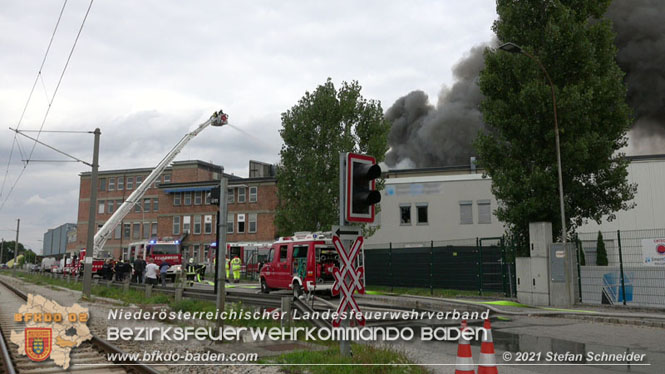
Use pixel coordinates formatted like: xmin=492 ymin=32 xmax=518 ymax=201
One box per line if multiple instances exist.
xmin=186 ymin=258 xmax=196 ymax=285
xmin=225 ymin=257 xmax=230 ymax=283
xmin=231 ymin=256 xmax=241 ymax=283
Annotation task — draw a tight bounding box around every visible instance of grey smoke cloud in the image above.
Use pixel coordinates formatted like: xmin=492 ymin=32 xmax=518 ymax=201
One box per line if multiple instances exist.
xmin=386 ymin=0 xmax=665 ymax=168
xmin=385 ymin=43 xmax=488 ymax=168
xmin=608 ymin=0 xmax=665 ymax=153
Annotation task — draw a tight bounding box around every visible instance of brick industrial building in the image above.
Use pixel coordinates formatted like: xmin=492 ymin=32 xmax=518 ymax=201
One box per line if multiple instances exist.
xmin=71 ymin=160 xmax=278 ymax=265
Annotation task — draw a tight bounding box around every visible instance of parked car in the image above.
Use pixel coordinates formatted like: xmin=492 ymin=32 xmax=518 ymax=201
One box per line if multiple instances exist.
xmin=30 ymin=264 xmax=41 ymax=272
xmin=0 ymin=263 xmax=8 ymax=269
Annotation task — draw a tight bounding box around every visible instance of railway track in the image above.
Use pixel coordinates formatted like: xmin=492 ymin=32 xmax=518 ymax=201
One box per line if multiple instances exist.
xmin=0 ymin=278 xmax=160 ymax=374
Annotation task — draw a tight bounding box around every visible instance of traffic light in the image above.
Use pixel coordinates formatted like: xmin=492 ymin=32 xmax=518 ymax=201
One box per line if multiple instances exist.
xmin=208 ymin=186 xmax=220 ymax=206
xmin=345 ymin=153 xmax=381 ymax=223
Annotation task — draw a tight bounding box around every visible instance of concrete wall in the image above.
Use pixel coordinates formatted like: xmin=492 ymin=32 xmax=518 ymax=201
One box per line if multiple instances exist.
xmin=579 ymin=157 xmax=665 ymax=233
xmin=367 ymin=173 xmax=504 ymax=246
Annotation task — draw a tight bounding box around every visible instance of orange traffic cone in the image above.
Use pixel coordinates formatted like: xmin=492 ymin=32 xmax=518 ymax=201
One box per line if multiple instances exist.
xmin=477 ymin=319 xmax=498 ymax=374
xmin=455 ymin=319 xmax=474 ymax=374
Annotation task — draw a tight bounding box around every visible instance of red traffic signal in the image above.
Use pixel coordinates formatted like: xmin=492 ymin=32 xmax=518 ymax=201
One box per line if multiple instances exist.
xmin=345 ymin=153 xmax=381 ymax=223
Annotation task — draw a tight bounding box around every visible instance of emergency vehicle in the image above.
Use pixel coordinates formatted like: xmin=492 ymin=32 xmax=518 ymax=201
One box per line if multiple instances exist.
xmin=127 ymin=239 xmax=182 ymax=281
xmin=259 ymin=232 xmax=339 ymax=297
xmin=67 ymin=249 xmax=107 ymax=277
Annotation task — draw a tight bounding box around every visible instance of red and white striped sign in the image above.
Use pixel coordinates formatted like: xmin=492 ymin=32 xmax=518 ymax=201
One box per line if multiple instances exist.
xmin=331 ymin=235 xmax=365 ymax=327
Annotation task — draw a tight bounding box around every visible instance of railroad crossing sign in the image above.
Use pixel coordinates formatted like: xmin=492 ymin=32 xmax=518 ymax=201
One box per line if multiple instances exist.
xmin=331 ymin=235 xmax=365 ymax=327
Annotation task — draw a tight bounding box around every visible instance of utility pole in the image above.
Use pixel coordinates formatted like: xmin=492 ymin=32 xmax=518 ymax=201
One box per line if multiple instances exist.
xmin=338 ymin=153 xmax=351 ymax=357
xmin=1 ymin=238 xmax=4 ymax=265
xmin=12 ymin=219 xmax=20 ymax=274
xmin=215 ymin=174 xmax=228 ymax=329
xmin=82 ymin=128 xmax=101 ymax=299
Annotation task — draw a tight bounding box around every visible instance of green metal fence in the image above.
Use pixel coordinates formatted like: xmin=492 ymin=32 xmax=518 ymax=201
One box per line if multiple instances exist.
xmin=577 ymin=228 xmax=665 ymax=308
xmin=364 ymin=236 xmax=516 ymax=296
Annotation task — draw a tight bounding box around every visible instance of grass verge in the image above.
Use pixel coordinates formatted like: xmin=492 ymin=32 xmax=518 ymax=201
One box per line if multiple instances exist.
xmin=272 ymin=343 xmax=429 ymax=374
xmin=365 ymin=285 xmax=503 ymax=299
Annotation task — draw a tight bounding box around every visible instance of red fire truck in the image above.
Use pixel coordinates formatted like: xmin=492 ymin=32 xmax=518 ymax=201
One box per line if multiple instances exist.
xmin=259 ymin=232 xmax=339 ymax=297
xmin=66 ymin=249 xmax=106 ymax=277
xmin=127 ymin=239 xmax=182 ymax=281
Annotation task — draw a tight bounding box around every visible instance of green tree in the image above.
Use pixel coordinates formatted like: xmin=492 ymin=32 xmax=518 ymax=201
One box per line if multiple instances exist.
xmin=276 ymin=78 xmax=390 ymax=235
xmin=475 ymin=0 xmax=636 ymax=254
xmin=1 ymin=240 xmax=25 ymax=264
xmin=596 ymin=231 xmax=608 ymax=266
xmin=24 ymin=249 xmax=36 ymax=264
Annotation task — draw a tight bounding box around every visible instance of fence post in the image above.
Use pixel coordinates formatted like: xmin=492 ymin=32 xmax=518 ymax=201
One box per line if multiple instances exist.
xmin=617 ymin=230 xmax=627 ymax=306
xmin=430 ymin=241 xmax=434 ymax=296
xmin=389 ymin=242 xmax=393 ymax=293
xmin=500 ymin=237 xmax=507 ymax=296
xmin=477 ymin=237 xmax=483 ymax=296
xmin=575 ymin=234 xmax=583 ymax=303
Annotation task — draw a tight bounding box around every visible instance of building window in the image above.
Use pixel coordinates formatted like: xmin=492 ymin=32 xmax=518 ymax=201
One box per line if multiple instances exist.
xmin=248 ymin=213 xmax=257 ymax=233
xmin=460 ymin=201 xmax=473 ymax=224
xmin=226 ymin=214 xmax=234 ymax=233
xmin=123 ymin=223 xmax=131 ymax=239
xmin=183 ymin=216 xmax=191 ymax=233
xmin=249 ymin=186 xmax=257 ymax=202
xmin=117 ymin=176 xmax=124 ymax=190
xmin=194 ymin=215 xmax=201 ymax=234
xmin=204 ymin=215 xmax=213 ymax=234
xmin=173 ymin=192 xmax=181 ymax=206
xmin=98 ymin=201 xmax=105 ymax=214
xmin=184 ymin=192 xmax=192 ymax=205
xmin=132 ymin=223 xmax=140 ymax=239
xmin=400 ymin=204 xmax=411 ymax=225
xmin=151 ymin=222 xmax=158 ymax=237
xmin=108 ymin=177 xmax=115 ymax=191
xmin=238 ymin=188 xmax=246 ymax=203
xmin=114 ymin=225 xmax=121 ymax=239
xmin=205 ymin=191 xmax=211 ymax=205
xmin=153 ymin=198 xmax=158 ymax=212
xmin=144 ymin=198 xmax=151 ymax=212
xmin=143 ymin=223 xmax=150 ymax=239
xmin=478 ymin=200 xmax=491 ymax=224
xmin=227 ymin=188 xmax=234 ymax=203
xmin=204 ymin=245 xmax=210 ymax=263
xmin=237 ymin=213 xmax=245 ymax=233
xmin=194 ymin=191 xmax=202 ymax=205
xmin=416 ymin=204 xmax=428 ymax=225
xmin=193 ymin=244 xmax=200 ymax=263
xmin=163 ymin=174 xmax=171 ymax=184
xmin=136 ymin=175 xmax=143 ymax=187
xmin=173 ymin=216 xmax=181 ymax=235
xmin=107 ymin=200 xmax=114 ymax=214
xmin=126 ymin=177 xmax=134 ymax=190
xmin=134 ymin=203 xmax=141 ymax=213
xmin=99 ymin=178 xmax=106 ymax=191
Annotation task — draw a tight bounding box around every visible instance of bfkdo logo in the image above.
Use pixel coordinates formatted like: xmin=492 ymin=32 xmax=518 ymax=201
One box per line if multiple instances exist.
xmin=25 ymin=328 xmax=52 ymax=361
xmin=10 ymin=294 xmax=92 ymax=369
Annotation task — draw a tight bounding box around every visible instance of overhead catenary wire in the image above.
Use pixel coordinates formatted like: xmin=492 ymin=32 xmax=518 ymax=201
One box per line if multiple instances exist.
xmin=0 ymin=0 xmax=68 ymax=199
xmin=0 ymin=0 xmax=95 ymax=213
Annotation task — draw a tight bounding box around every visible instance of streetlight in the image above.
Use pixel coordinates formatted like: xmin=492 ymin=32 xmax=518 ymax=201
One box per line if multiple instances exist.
xmin=498 ymin=42 xmax=567 ymax=244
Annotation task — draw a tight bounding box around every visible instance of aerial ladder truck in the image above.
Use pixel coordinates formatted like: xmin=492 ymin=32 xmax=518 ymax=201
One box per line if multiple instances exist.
xmin=89 ymin=110 xmax=228 ymax=260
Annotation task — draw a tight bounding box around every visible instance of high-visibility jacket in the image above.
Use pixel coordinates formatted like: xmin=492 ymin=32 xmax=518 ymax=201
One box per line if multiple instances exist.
xmin=225 ymin=259 xmax=230 ymax=278
xmin=231 ymin=257 xmax=241 ymax=271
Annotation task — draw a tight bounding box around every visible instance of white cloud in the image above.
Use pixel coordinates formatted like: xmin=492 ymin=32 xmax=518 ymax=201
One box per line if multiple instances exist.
xmin=0 ymin=0 xmax=497 ymax=250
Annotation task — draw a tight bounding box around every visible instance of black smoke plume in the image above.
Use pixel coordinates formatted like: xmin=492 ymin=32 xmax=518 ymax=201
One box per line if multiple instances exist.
xmin=385 ymin=43 xmax=489 ymax=168
xmin=608 ymin=0 xmax=665 ymax=154
xmin=385 ymin=0 xmax=665 ymax=168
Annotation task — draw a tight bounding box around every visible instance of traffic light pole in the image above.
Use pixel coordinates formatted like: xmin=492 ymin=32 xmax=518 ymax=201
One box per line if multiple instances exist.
xmin=338 ymin=152 xmax=351 ymax=357
xmin=215 ymin=176 xmax=228 ymax=330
